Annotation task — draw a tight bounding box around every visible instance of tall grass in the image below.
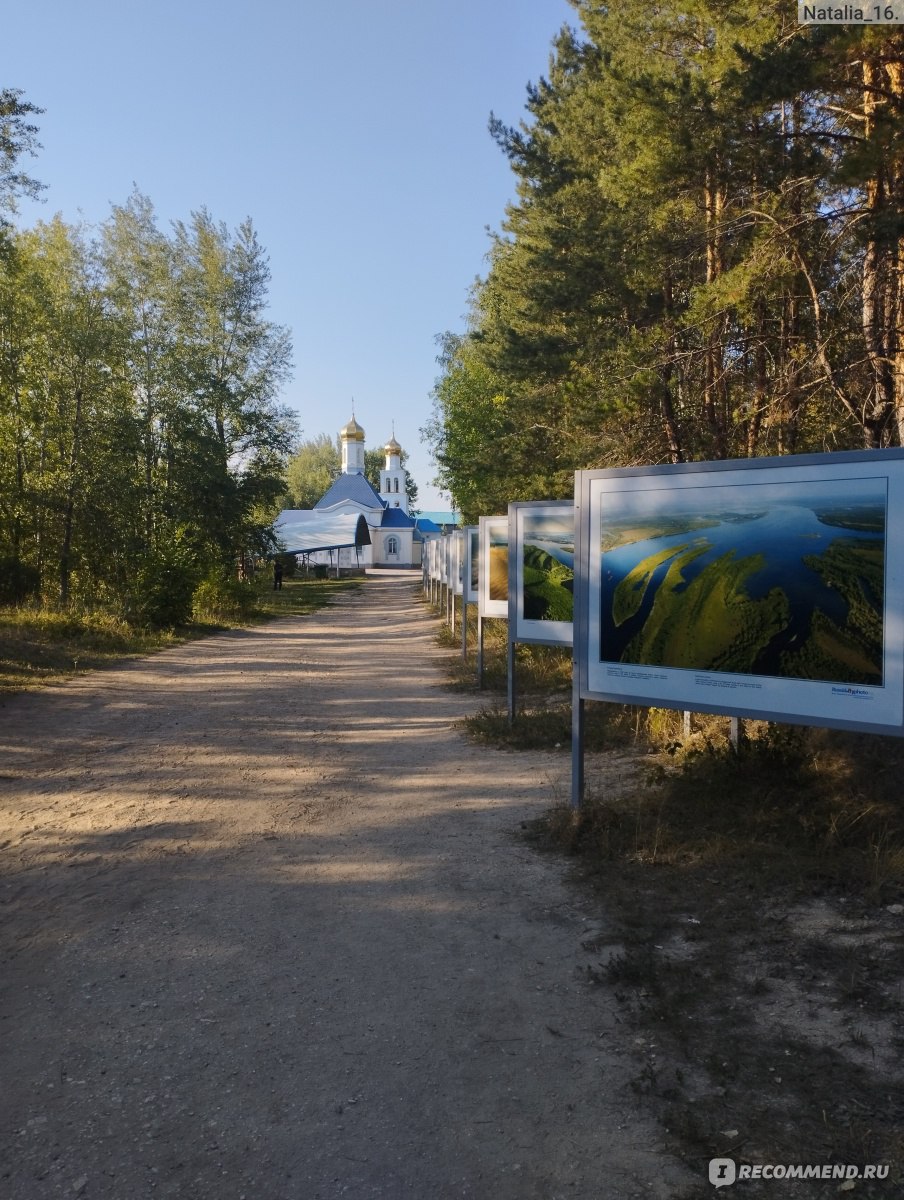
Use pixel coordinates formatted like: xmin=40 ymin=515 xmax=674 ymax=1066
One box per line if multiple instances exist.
xmin=0 ymin=576 xmax=361 ymax=692
xmin=529 ymin=719 xmax=904 ymax=899
xmin=0 ymin=606 xmax=181 ymax=689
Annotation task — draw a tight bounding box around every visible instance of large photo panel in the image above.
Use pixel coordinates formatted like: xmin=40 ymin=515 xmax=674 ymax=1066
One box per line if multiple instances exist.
xmin=576 ymin=451 xmax=904 ymax=735
xmin=478 ymin=516 xmax=508 ymax=618
xmin=451 ymin=529 xmax=465 ymax=596
xmin=464 ymin=526 xmax=479 ymax=605
xmin=511 ymin=501 xmax=574 ymax=647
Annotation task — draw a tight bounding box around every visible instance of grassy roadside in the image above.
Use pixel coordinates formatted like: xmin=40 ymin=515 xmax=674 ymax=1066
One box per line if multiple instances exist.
xmin=0 ymin=576 xmax=361 ymax=693
xmin=435 ymin=602 xmax=647 ymax=751
xmin=431 ymin=598 xmax=904 ymax=1196
xmin=527 ymin=731 xmax=904 ymax=1198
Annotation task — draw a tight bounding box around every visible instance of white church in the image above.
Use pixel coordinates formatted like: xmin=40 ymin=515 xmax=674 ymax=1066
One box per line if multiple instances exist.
xmin=275 ymin=416 xmax=439 ymax=570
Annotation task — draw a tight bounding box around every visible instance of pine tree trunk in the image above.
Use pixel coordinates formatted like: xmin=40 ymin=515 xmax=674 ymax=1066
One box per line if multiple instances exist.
xmin=860 ymin=49 xmax=903 ymax=447
xmin=703 ymin=168 xmax=728 ymax=458
xmin=887 ymin=55 xmax=904 ymax=446
xmin=660 ymin=274 xmax=684 ymax=462
xmin=747 ymin=311 xmax=767 ymax=458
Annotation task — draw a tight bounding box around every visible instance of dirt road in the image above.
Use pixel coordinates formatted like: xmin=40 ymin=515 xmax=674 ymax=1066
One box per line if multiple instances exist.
xmin=0 ymin=572 xmax=694 ymax=1200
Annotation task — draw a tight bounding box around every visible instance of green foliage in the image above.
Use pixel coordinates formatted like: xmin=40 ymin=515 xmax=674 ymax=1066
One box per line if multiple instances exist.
xmin=0 ymin=189 xmax=296 ymax=613
xmin=285 ymin=433 xmax=340 ymax=508
xmin=0 ymin=557 xmax=40 ymax=604
xmin=191 ymin=571 xmax=260 ymax=624
xmin=425 ymin=9 xmax=904 ymax=516
xmin=363 ymin=447 xmax=383 ymax=490
xmin=129 ymin=541 xmax=200 ymax=628
xmin=0 ymin=88 xmax=46 ymax=223
xmin=422 ymin=333 xmax=522 ymax=522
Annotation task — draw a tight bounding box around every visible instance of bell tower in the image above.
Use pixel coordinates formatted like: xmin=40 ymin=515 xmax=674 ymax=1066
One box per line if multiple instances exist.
xmin=379 ymin=432 xmax=408 ymax=513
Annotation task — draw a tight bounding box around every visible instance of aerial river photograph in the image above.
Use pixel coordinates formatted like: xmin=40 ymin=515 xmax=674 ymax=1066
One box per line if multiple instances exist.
xmin=598 ymin=475 xmax=886 ymax=685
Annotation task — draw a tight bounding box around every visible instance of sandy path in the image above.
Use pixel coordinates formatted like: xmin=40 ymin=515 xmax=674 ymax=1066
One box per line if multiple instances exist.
xmin=0 ymin=572 xmax=693 ymax=1200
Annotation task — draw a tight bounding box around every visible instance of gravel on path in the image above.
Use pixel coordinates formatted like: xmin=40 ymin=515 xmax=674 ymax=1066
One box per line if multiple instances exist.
xmin=0 ymin=571 xmax=695 ymax=1200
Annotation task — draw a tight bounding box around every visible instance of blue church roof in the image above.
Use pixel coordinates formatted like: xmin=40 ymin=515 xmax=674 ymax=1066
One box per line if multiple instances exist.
xmin=315 ymin=473 xmax=384 ymax=511
xmin=380 ymin=506 xmax=416 ymax=528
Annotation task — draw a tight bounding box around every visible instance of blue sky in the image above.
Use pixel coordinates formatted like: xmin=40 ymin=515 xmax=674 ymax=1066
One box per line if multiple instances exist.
xmin=3 ymin=0 xmax=576 ymax=510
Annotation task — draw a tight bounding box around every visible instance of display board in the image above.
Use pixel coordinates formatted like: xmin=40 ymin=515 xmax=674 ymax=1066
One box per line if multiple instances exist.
xmin=464 ymin=526 xmax=479 ymax=606
xmin=425 ymin=538 xmax=437 ymax=582
xmin=510 ymin=501 xmax=574 ymax=647
xmin=478 ymin=516 xmax=508 ymax=619
xmin=574 ymin=450 xmax=904 ymax=736
xmin=451 ymin=529 xmax=465 ymax=596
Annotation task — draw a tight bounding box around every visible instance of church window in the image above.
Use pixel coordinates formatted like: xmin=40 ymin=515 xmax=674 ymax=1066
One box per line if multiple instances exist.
xmin=386 ymin=536 xmax=399 ymax=556
xmin=394 ymin=478 xmax=399 ymax=492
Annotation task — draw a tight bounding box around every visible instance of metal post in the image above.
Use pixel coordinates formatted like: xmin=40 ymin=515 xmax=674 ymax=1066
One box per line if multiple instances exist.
xmin=729 ymin=716 xmax=742 ymax=750
xmin=461 ymin=600 xmax=468 ymax=659
xmin=571 ymin=484 xmax=585 ymax=808
xmin=683 ymin=710 xmax=692 ymax=740
xmin=507 ymin=638 xmax=516 ymax=725
xmin=571 ymin=693 xmax=585 ymax=809
xmin=477 ymin=613 xmax=484 ymax=688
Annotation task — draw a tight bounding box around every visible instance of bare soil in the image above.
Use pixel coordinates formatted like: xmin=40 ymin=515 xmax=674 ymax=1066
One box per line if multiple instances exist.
xmin=0 ymin=571 xmax=695 ymax=1200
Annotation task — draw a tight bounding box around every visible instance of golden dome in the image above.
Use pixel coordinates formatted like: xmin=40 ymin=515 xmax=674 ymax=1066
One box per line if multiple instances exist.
xmin=340 ymin=415 xmax=365 ymax=442
xmin=384 ymin=435 xmax=402 ymax=455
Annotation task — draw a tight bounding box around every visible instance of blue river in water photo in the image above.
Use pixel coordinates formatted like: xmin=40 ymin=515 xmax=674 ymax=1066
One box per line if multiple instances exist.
xmin=598 ymin=500 xmax=885 ymax=679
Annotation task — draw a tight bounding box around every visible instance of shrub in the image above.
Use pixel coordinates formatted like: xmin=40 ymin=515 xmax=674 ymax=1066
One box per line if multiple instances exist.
xmin=192 ymin=571 xmax=259 ymax=623
xmin=0 ymin=557 xmax=41 ymax=605
xmin=130 ymin=544 xmax=199 ymax=628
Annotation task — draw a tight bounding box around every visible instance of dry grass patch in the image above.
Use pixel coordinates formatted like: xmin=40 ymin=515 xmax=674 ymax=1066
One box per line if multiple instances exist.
xmin=525 ymin=724 xmax=904 ymax=1196
xmin=0 ymin=577 xmax=361 ymax=693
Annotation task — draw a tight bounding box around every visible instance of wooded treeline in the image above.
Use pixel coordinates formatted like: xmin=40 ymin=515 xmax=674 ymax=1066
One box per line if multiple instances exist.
xmin=1 ymin=175 xmax=295 ymax=610
xmin=425 ymin=8 xmax=904 ymax=520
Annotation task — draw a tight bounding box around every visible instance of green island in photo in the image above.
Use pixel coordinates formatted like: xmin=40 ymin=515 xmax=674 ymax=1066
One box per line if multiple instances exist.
xmin=621 ymin=548 xmax=791 ymax=674
xmin=780 ymin=538 xmax=884 ymax=683
xmin=522 ymin=545 xmax=574 ymax=622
